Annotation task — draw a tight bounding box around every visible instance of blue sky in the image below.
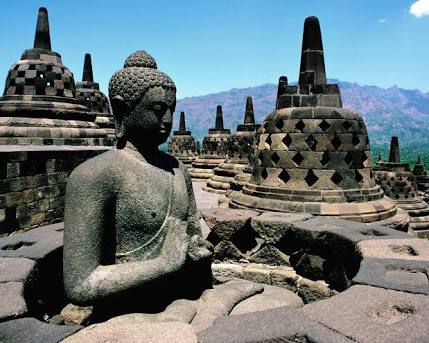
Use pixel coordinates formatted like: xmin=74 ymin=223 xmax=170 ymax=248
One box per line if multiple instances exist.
xmin=0 ymin=1 xmax=428 ymax=98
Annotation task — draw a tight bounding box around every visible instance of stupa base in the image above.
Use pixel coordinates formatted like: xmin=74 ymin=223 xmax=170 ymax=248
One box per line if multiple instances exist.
xmin=205 ymin=162 xmax=247 ymax=194
xmin=229 ymin=186 xmax=410 ymax=230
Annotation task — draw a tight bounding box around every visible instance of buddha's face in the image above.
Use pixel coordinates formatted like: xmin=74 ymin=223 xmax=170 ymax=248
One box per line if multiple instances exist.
xmin=115 ymin=86 xmax=176 ymax=147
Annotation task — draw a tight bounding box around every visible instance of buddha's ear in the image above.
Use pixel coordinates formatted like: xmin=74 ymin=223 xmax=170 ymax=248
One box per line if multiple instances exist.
xmin=111 ymin=95 xmax=128 ymax=122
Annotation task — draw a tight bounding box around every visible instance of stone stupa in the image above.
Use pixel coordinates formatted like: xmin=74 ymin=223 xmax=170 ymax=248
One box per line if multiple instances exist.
xmin=375 ymin=137 xmax=429 ymax=237
xmin=188 ymin=105 xmax=231 ymax=180
xmin=205 ymin=97 xmax=260 ymax=193
xmin=167 ymin=111 xmax=198 ymax=165
xmin=412 ymin=156 xmax=429 ymax=193
xmin=229 ymin=16 xmax=408 ymax=229
xmin=75 ymin=53 xmax=115 ymax=140
xmin=0 ymin=7 xmax=109 ymax=146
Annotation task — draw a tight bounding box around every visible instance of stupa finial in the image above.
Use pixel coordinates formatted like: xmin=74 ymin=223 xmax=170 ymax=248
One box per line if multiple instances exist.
xmin=388 ymin=136 xmax=400 ymax=163
xmin=34 ymin=7 xmax=51 ymax=50
xmin=244 ymin=97 xmax=255 ymax=124
xmin=82 ymin=53 xmax=94 ymax=82
xmin=215 ymin=105 xmax=224 ymax=130
xmin=179 ymin=111 xmax=186 ymax=132
xmin=299 ymin=16 xmax=326 ymax=85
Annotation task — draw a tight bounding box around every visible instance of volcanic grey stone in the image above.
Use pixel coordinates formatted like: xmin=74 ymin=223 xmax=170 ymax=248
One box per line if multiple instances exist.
xmin=250 ymin=211 xmax=312 ymax=244
xmin=0 ymin=317 xmax=81 ymax=343
xmin=353 ymin=258 xmax=429 ymax=295
xmin=0 ymin=282 xmax=27 ymax=321
xmin=298 ymin=278 xmax=336 ymax=304
xmin=63 ymin=50 xmax=213 ymax=312
xmin=0 ymin=257 xmax=36 ymax=282
xmin=303 ymin=285 xmax=429 ymax=342
xmin=190 ymin=280 xmax=264 ymax=332
xmin=248 ymin=245 xmax=290 ymax=266
xmin=0 ymin=223 xmax=63 ymax=260
xmin=198 ymin=306 xmax=353 ymax=343
xmin=202 ymin=208 xmax=259 ymax=240
xmin=230 ymin=284 xmax=303 ymax=315
xmin=61 ymin=320 xmax=196 ymax=343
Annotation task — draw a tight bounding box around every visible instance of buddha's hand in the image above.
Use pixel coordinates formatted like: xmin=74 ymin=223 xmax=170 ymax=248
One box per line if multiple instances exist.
xmin=161 ymin=218 xmax=190 ymax=272
xmin=188 ymin=235 xmax=213 ymax=262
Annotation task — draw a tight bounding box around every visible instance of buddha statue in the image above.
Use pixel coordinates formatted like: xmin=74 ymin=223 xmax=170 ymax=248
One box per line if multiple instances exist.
xmin=63 ymin=50 xmax=213 ymax=317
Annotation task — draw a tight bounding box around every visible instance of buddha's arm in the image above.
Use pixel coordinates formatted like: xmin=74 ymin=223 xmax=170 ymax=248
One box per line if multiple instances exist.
xmin=63 ymin=164 xmax=189 ymax=306
xmin=183 ymin=165 xmax=202 ymax=236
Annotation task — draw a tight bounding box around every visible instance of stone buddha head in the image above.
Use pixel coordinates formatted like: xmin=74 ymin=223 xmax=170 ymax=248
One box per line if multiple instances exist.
xmin=108 ymin=51 xmax=177 ymax=148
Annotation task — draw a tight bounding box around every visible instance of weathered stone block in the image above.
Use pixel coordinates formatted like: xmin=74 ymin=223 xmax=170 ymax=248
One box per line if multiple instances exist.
xmin=202 ymin=208 xmax=259 ymax=240
xmin=270 ymin=269 xmax=299 ymax=292
xmin=0 ymin=317 xmax=82 ymax=343
xmin=303 ymin=285 xmax=429 ymax=343
xmin=198 ymin=306 xmax=353 ymax=343
xmin=0 ymin=282 xmax=27 ymax=321
xmin=243 ymin=265 xmax=271 ymax=284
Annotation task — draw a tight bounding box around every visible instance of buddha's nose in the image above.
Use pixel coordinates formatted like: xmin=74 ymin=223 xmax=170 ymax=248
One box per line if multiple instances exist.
xmin=161 ymin=109 xmax=173 ymax=125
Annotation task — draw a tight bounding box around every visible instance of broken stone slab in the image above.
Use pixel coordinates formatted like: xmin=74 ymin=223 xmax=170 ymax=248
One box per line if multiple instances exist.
xmin=250 ymin=211 xmax=312 ymax=244
xmin=0 ymin=223 xmax=63 ymax=260
xmin=302 ymin=285 xmax=429 ymax=342
xmin=248 ymin=245 xmax=290 ymax=266
xmin=61 ymin=320 xmax=196 ymax=343
xmin=298 ymin=278 xmax=336 ymax=304
xmin=288 ymin=217 xmax=409 ymax=258
xmin=230 ymin=284 xmax=303 ymax=315
xmin=0 ymin=317 xmax=81 ymax=343
xmin=0 ymin=282 xmax=27 ymax=321
xmin=60 ymin=303 xmax=93 ymax=326
xmin=198 ymin=306 xmax=353 ymax=343
xmin=201 ymin=208 xmax=259 ymax=240
xmin=0 ymin=257 xmax=36 ymax=282
xmin=352 ymin=258 xmax=429 ymax=295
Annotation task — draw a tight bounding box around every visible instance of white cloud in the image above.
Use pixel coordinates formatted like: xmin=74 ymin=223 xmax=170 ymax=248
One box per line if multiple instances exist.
xmin=377 ymin=17 xmax=388 ymax=23
xmin=410 ymin=0 xmax=429 ymax=17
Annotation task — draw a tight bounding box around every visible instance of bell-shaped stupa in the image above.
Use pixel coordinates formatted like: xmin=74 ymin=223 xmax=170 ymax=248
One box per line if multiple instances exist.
xmin=0 ymin=8 xmax=108 ymax=145
xmin=375 ymin=137 xmax=429 ymax=237
xmin=230 ymin=16 xmax=408 ymax=229
xmin=168 ymin=111 xmax=198 ymax=165
xmin=75 ymin=53 xmax=115 ymax=139
xmin=188 ymin=105 xmax=231 ymax=180
xmin=205 ymin=97 xmax=260 ymax=193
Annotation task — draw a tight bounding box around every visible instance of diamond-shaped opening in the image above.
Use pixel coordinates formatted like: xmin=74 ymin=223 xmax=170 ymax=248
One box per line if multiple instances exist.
xmin=206 ymin=231 xmax=221 ymax=247
xmin=319 ymin=119 xmax=330 ymax=132
xmin=279 ymin=169 xmax=290 ymax=183
xmin=361 ymin=151 xmax=368 ymax=163
xmin=282 ymin=134 xmax=292 ymax=147
xmin=305 ymin=135 xmax=317 ymax=151
xmin=305 ymin=169 xmax=319 ymax=186
xmin=352 ymin=134 xmax=360 ymax=146
xmin=265 ymin=135 xmax=272 ymax=147
xmin=261 ymin=168 xmax=268 ymax=179
xmin=331 ymin=135 xmax=342 ymax=150
xmin=331 ymin=171 xmax=343 ymax=185
xmin=295 ymin=120 xmax=305 ymax=132
xmin=292 ymin=152 xmax=304 ymax=166
xmin=342 ymin=121 xmax=352 ymax=131
xmin=355 ymin=170 xmax=363 ymax=183
xmin=231 ymin=226 xmax=262 ymax=255
xmin=271 ymin=152 xmax=281 ymax=165
xmin=320 ymin=151 xmax=330 ymax=166
xmin=344 ymin=151 xmax=353 ymax=165
xmin=275 ymin=119 xmax=284 ymax=130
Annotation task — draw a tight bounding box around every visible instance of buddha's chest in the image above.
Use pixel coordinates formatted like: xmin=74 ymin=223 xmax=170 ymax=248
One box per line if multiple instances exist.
xmin=114 ymin=164 xmax=189 ymax=258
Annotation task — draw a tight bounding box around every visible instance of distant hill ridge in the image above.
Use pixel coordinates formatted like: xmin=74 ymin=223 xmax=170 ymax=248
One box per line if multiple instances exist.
xmin=174 ymin=80 xmax=429 ymax=165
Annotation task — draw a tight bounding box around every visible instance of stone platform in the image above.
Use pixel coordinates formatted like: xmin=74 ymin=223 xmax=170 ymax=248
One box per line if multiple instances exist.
xmin=1 ymin=208 xmax=428 ymax=342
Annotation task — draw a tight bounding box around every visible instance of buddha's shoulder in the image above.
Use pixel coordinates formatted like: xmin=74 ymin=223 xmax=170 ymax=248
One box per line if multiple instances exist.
xmin=68 ymin=149 xmax=126 ymax=183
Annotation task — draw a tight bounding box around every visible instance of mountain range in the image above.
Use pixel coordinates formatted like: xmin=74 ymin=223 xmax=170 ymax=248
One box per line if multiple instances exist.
xmin=174 ymin=80 xmax=429 ymax=165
